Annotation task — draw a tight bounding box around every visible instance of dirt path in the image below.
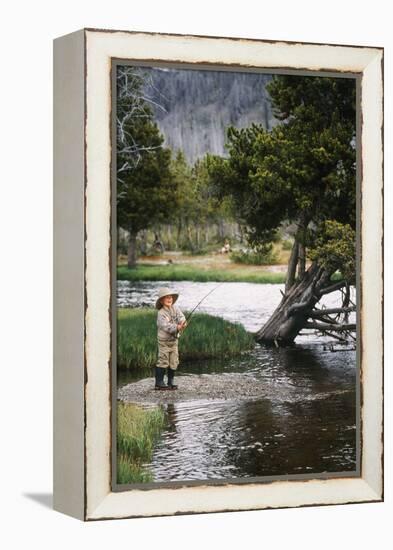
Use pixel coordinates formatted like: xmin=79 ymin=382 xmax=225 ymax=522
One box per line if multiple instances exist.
xmin=143 ymin=255 xmax=288 ymax=273
xmin=119 ymin=251 xmax=290 ymax=273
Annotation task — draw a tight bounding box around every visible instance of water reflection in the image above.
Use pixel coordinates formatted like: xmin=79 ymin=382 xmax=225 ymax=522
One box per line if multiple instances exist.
xmin=146 ymin=390 xmax=356 ymax=481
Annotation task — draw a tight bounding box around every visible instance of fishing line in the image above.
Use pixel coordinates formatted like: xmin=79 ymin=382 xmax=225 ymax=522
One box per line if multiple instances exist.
xmin=178 ymin=282 xmax=223 ymax=338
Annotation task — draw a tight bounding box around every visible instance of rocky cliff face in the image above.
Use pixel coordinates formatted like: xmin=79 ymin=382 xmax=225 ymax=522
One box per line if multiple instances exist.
xmin=142 ymin=66 xmax=275 ymax=163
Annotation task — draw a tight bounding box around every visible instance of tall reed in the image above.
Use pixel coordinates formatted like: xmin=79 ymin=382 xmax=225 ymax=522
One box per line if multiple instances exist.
xmin=117 ymin=402 xmax=166 ymax=484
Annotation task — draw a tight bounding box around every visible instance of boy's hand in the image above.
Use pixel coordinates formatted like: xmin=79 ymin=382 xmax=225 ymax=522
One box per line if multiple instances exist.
xmin=177 ymin=321 xmax=187 ymax=331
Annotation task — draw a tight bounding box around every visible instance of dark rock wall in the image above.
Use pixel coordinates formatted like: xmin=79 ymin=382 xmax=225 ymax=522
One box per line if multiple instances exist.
xmin=140 ymin=66 xmax=275 ymax=162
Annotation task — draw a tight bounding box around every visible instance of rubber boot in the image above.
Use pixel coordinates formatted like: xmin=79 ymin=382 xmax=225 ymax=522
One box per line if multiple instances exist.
xmin=167 ymin=368 xmax=178 ymax=390
xmin=155 ymin=367 xmax=169 ymax=390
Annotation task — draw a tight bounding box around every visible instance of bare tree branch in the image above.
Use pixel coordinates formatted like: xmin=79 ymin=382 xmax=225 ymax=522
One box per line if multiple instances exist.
xmin=304 ymin=321 xmax=356 ymax=332
xmin=309 ymin=306 xmax=356 ymax=317
xmin=322 ymin=330 xmax=350 ymax=343
xmin=318 ymin=280 xmax=346 ymax=296
xmin=116 ymin=66 xmax=168 ymax=173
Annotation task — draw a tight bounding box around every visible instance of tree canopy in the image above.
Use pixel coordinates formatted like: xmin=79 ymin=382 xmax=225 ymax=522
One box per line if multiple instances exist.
xmin=116 ymin=67 xmax=178 ymax=235
xmin=207 ymin=75 xmax=357 ymax=281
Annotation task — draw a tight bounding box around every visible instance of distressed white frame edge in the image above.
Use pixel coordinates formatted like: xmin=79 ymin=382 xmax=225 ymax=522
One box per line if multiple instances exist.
xmin=54 ymin=29 xmax=86 ymax=521
xmin=79 ymin=29 xmax=383 ymax=520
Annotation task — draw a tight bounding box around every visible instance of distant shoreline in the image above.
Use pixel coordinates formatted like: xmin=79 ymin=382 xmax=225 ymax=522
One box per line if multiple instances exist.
xmin=117 ymin=264 xmax=287 ymax=284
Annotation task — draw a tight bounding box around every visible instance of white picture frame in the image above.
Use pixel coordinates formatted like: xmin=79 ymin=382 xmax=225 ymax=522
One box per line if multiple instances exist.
xmin=53 ymin=28 xmax=383 ymax=521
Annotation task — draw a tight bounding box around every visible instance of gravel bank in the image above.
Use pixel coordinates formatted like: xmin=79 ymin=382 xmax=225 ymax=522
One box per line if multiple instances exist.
xmin=117 ymin=373 xmax=351 ymax=406
xmin=117 ymin=373 xmax=269 ymax=405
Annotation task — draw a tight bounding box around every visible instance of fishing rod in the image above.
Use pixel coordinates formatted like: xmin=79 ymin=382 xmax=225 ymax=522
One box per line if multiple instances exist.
xmin=177 ymin=283 xmax=223 ymax=338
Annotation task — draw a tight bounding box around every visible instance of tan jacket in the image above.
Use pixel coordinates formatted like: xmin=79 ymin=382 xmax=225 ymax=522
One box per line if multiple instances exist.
xmin=157 ymin=305 xmax=186 ymax=341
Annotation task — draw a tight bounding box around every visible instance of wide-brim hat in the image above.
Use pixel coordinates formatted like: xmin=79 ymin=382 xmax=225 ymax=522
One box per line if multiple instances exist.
xmin=155 ymin=287 xmax=179 ymax=309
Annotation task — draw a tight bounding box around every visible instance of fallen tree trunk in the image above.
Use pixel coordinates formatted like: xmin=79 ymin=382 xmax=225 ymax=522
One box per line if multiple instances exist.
xmin=255 ymin=261 xmax=355 ymax=345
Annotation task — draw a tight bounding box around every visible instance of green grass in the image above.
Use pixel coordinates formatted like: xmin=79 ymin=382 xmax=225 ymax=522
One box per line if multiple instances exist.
xmin=331 ymin=271 xmax=347 ymax=282
xmin=117 ymin=402 xmax=166 ymax=484
xmin=117 ymin=308 xmax=255 ymax=370
xmin=229 ymin=249 xmax=279 ymax=266
xmin=178 ymin=312 xmax=255 ymax=360
xmin=118 ymin=308 xmax=159 ymax=369
xmin=117 ymin=264 xmax=286 ymax=284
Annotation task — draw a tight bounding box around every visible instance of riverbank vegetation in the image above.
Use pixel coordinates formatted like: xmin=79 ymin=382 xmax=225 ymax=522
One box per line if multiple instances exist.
xmin=118 ymin=308 xmax=255 ymax=370
xmin=117 ymin=402 xmax=166 ymax=484
xmin=229 ymin=244 xmax=279 ymax=266
xmin=117 ymin=264 xmax=286 ymax=284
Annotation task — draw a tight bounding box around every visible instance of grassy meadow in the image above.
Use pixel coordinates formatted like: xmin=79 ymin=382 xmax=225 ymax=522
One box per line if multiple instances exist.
xmin=117 ymin=263 xmax=286 ymax=284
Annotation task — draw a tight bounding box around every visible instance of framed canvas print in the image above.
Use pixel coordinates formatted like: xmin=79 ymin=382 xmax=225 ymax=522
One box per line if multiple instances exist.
xmin=53 ymin=28 xmax=384 ymax=521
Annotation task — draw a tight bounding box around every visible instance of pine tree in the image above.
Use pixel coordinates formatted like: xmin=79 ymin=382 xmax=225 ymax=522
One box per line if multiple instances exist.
xmin=116 ymin=67 xmax=178 ymax=267
xmin=208 ymin=75 xmax=357 ymax=344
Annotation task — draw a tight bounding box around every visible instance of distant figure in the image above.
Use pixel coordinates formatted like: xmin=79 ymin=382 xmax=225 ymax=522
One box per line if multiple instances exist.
xmin=220 ymin=239 xmax=231 ymax=254
xmin=153 ymin=233 xmax=165 ymax=254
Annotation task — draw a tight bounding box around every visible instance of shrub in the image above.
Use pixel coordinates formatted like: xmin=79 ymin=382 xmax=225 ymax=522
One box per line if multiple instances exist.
xmin=230 ymin=245 xmax=279 ymax=265
xmin=281 ymin=238 xmax=294 ymax=251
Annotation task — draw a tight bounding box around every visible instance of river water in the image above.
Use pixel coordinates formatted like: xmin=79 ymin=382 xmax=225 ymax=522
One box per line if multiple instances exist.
xmin=117 ymin=280 xmax=358 ymax=482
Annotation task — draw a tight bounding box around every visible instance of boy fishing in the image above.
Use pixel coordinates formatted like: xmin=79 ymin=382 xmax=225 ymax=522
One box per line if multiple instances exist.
xmin=155 ymin=287 xmax=187 ymax=390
